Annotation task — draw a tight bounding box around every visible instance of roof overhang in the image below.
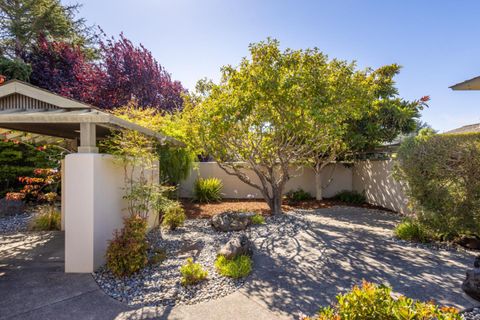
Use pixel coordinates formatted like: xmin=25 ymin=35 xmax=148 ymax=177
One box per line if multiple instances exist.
xmin=450 ymin=76 xmax=480 ymax=90
xmin=0 ymin=80 xmax=184 ymax=146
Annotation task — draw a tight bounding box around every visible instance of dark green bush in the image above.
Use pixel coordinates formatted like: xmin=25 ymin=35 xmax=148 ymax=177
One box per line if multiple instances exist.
xmin=106 ymin=215 xmax=148 ymax=277
xmin=332 ymin=190 xmax=366 ymax=204
xmin=396 ymin=130 xmax=480 ymax=237
xmin=179 ymin=258 xmax=208 ymax=285
xmin=306 ymin=281 xmax=460 ymax=320
xmin=162 ymin=205 xmax=186 ymax=230
xmin=394 ymin=218 xmax=432 ymax=243
xmin=215 ymin=255 xmax=252 ymax=278
xmin=29 ymin=205 xmax=61 ymax=231
xmin=285 ymin=188 xmax=313 ymax=202
xmin=194 ymin=177 xmax=223 ymax=203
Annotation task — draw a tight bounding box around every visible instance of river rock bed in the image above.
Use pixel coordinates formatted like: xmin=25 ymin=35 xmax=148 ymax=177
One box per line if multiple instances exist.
xmin=463 ymin=308 xmax=480 ymax=320
xmin=0 ymin=212 xmax=33 ymax=234
xmin=93 ymin=210 xmax=303 ymax=307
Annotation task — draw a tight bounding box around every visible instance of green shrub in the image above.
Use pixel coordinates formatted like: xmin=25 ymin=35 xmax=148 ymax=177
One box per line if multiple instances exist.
xmin=215 ymin=255 xmax=252 ymax=278
xmin=396 ymin=131 xmax=480 ymax=236
xmin=179 ymin=258 xmax=208 ymax=285
xmin=194 ymin=177 xmax=223 ymax=203
xmin=162 ymin=205 xmax=186 ymax=230
xmin=306 ymin=281 xmax=460 ymax=320
xmin=106 ymin=214 xmax=148 ymax=277
xmin=250 ymin=213 xmax=265 ymax=225
xmin=394 ymin=218 xmax=432 ymax=243
xmin=29 ymin=205 xmax=61 ymax=231
xmin=333 ymin=190 xmax=366 ymax=204
xmin=285 ymin=188 xmax=313 ymax=202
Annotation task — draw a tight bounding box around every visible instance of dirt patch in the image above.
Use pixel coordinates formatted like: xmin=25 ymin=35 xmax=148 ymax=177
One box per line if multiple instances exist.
xmin=181 ymin=198 xmax=391 ymax=218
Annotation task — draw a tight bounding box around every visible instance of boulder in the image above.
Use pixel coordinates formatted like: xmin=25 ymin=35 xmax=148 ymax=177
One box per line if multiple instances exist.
xmin=211 ymin=211 xmax=254 ymax=232
xmin=462 ymin=256 xmax=480 ymax=301
xmin=456 ymin=235 xmax=480 ymax=250
xmin=218 ymin=234 xmax=253 ymax=259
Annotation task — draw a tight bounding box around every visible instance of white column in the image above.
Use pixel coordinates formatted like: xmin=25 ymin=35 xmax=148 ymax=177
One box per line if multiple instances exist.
xmin=65 ymin=153 xmax=95 ymax=273
xmin=64 ymin=153 xmax=160 ymax=273
xmin=78 ymin=122 xmax=98 ymax=153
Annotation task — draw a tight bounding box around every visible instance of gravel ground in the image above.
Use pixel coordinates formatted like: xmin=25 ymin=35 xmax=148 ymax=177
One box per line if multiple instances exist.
xmin=93 ymin=211 xmax=302 ymax=308
xmin=0 ymin=212 xmax=33 ymax=233
xmin=463 ymin=308 xmax=480 ymax=319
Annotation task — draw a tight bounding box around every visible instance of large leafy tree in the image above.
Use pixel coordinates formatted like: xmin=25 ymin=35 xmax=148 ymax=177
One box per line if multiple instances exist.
xmin=96 ymin=34 xmax=184 ymax=111
xmin=0 ymin=0 xmax=91 ymax=58
xmin=191 ymin=39 xmax=426 ymax=214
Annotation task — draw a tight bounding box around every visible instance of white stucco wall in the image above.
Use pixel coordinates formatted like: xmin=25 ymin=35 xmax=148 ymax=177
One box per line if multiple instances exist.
xmin=65 ymin=153 xmax=158 ymax=273
xmin=178 ymin=162 xmax=352 ymax=199
xmin=352 ymin=159 xmax=410 ymax=214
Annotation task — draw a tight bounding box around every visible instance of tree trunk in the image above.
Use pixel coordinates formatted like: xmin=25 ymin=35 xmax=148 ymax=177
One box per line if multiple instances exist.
xmin=268 ymin=187 xmax=283 ymax=215
xmin=315 ymin=165 xmax=323 ymax=200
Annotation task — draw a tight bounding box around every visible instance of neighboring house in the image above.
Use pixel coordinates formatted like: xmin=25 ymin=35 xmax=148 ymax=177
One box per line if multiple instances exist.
xmin=444 ymin=123 xmax=480 ymax=134
xmin=448 ymin=76 xmax=480 ymax=133
xmin=450 ymin=75 xmax=480 ymax=90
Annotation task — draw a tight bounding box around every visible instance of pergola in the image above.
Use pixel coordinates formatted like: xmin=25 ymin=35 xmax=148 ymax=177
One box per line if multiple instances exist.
xmin=0 ymin=80 xmax=182 ymax=151
xmin=0 ymin=80 xmax=181 ymax=273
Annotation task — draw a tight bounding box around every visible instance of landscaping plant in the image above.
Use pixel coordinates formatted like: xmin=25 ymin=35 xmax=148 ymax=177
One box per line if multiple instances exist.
xmin=396 ymin=130 xmax=480 ymax=237
xmin=106 ymin=214 xmax=148 ymax=277
xmin=162 ymin=204 xmax=186 ymax=230
xmin=194 ymin=177 xmax=223 ymax=203
xmin=394 ymin=218 xmax=432 ymax=243
xmin=29 ymin=205 xmax=61 ymax=231
xmin=179 ymin=258 xmax=208 ymax=286
xmin=250 ymin=213 xmax=265 ymax=225
xmin=285 ymin=189 xmax=313 ymax=203
xmin=215 ymin=255 xmax=252 ymax=279
xmin=332 ymin=190 xmax=366 ymax=205
xmin=304 ymin=281 xmax=460 ymax=320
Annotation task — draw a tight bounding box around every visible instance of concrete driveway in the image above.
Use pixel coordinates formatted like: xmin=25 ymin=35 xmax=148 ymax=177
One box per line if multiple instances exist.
xmin=0 ymin=207 xmax=477 ymax=319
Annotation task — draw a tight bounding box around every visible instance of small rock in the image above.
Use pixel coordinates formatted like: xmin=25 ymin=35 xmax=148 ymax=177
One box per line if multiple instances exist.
xmin=218 ymin=234 xmax=253 ymax=259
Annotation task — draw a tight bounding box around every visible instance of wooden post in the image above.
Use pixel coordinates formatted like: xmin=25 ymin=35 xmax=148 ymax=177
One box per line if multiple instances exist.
xmin=78 ymin=122 xmax=98 ymax=153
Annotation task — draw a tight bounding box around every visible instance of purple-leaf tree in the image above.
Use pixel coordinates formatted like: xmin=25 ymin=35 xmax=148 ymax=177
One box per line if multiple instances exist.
xmin=97 ymin=34 xmax=184 ymax=111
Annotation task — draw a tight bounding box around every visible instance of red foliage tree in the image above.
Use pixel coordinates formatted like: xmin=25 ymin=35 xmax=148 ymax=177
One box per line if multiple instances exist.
xmin=96 ymin=34 xmax=184 ymax=111
xmin=25 ymin=35 xmax=102 ymax=104
xmin=24 ymin=34 xmax=184 ymax=112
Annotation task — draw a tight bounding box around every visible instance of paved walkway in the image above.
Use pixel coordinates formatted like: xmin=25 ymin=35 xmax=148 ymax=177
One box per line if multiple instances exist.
xmin=0 ymin=207 xmax=477 ymax=319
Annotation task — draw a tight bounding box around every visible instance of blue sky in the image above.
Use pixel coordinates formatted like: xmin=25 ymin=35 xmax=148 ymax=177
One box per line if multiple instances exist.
xmin=75 ymin=0 xmax=480 ymax=132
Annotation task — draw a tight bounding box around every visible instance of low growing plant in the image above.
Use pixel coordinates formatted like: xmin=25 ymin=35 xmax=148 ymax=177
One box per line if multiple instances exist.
xmin=179 ymin=258 xmax=208 ymax=286
xmin=333 ymin=190 xmax=366 ymax=205
xmin=162 ymin=205 xmax=186 ymax=230
xmin=29 ymin=205 xmax=61 ymax=231
xmin=250 ymin=213 xmax=265 ymax=225
xmin=285 ymin=188 xmax=313 ymax=203
xmin=106 ymin=214 xmax=148 ymax=277
xmin=394 ymin=218 xmax=432 ymax=243
xmin=305 ymin=281 xmax=460 ymax=320
xmin=215 ymin=255 xmax=252 ymax=279
xmin=194 ymin=177 xmax=223 ymax=203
